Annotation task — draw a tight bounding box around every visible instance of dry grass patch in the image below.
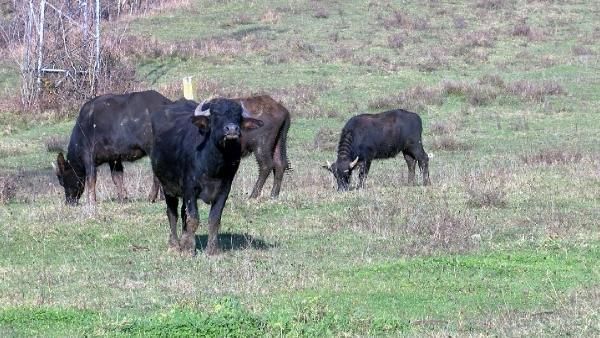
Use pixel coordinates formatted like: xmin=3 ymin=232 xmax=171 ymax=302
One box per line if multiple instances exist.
xmin=344 ymin=196 xmax=480 ymax=255
xmin=313 ymin=127 xmax=338 ymax=151
xmin=453 ymin=16 xmax=467 ymax=29
xmin=44 ymin=135 xmax=69 ymax=153
xmin=260 ymin=8 xmax=281 ymax=24
xmin=441 ymin=79 xmax=499 ymax=106
xmin=380 ymin=10 xmax=429 ymax=31
xmin=417 ymin=49 xmax=449 ymax=72
xmin=369 ymin=84 xmax=445 ymax=112
xmin=230 ymin=14 xmax=254 ymax=26
xmin=463 ymin=30 xmax=497 ymax=48
xmin=475 ymin=0 xmax=507 ymax=10
xmin=312 ymin=6 xmax=330 ymax=19
xmin=571 ymin=45 xmax=595 ymax=56
xmin=490 ymin=288 xmax=600 ymax=336
xmin=0 ymin=175 xmax=17 ymax=204
xmin=387 ymin=33 xmax=405 ymax=49
xmin=507 ymin=117 xmax=530 ymax=132
xmin=520 ymin=149 xmax=583 ymax=166
xmin=272 ymin=83 xmax=330 ymax=118
xmin=465 ymin=170 xmax=508 ymax=208
xmin=429 ymin=119 xmax=460 ymax=136
xmin=506 ymin=80 xmax=565 ymax=102
xmin=431 ymin=135 xmax=471 ymax=152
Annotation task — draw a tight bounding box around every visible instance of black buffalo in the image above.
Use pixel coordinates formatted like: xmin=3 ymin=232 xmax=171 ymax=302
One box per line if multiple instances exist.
xmin=323 ymin=109 xmax=431 ymax=190
xmin=54 ymin=90 xmax=172 ymax=205
xmin=235 ymin=95 xmax=291 ymax=198
xmin=150 ymin=98 xmax=263 ymax=255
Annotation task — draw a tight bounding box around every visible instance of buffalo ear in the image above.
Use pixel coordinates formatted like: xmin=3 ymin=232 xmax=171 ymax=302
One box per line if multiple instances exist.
xmin=191 ymin=115 xmax=210 ymax=133
xmin=241 ymin=117 xmax=263 ymax=130
xmin=56 ymin=153 xmax=66 ymax=175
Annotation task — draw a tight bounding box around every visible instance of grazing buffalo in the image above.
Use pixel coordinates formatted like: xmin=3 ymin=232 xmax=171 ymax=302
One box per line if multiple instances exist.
xmin=54 ymin=90 xmax=172 ymax=205
xmin=150 ymin=98 xmax=263 ymax=255
xmin=234 ymin=95 xmax=291 ymax=198
xmin=323 ymin=109 xmax=431 ymax=190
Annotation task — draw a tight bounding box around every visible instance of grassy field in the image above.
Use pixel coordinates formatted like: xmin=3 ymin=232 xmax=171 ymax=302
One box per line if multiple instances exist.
xmin=1 ymin=0 xmax=599 ymax=336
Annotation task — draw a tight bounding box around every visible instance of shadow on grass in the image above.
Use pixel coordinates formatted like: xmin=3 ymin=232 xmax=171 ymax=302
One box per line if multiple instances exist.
xmin=195 ymin=232 xmax=276 ymax=252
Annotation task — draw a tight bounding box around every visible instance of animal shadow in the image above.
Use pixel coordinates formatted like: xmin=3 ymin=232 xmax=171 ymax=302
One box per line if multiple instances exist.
xmin=195 ymin=232 xmax=275 ymax=252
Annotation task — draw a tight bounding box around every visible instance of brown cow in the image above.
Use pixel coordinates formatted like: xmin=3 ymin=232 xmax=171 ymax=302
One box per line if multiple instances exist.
xmin=235 ymin=95 xmax=292 ymax=198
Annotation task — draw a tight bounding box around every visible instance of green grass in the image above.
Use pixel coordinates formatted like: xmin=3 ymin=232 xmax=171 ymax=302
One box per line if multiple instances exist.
xmin=1 ymin=245 xmax=597 ymax=335
xmin=1 ymin=0 xmax=599 ymax=336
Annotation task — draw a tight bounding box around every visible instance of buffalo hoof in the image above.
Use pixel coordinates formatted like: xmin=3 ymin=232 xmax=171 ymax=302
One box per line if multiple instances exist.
xmin=179 ymin=234 xmax=196 ymax=256
xmin=167 ymin=238 xmax=180 ymax=253
xmin=205 ymin=244 xmax=220 ymax=256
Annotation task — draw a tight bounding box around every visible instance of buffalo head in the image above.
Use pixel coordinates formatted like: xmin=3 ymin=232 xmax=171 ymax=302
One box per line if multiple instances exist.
xmin=322 ymin=156 xmax=359 ymax=191
xmin=192 ymin=98 xmax=263 ymax=148
xmin=53 ymin=152 xmax=84 ymax=205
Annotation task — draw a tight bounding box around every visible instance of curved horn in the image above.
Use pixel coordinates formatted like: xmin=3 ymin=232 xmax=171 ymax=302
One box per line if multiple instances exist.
xmin=194 ymin=99 xmax=210 ymax=116
xmin=241 ymin=101 xmax=252 ymax=118
xmin=326 ymin=160 xmax=332 ymax=168
xmin=349 ymin=156 xmax=359 ymax=169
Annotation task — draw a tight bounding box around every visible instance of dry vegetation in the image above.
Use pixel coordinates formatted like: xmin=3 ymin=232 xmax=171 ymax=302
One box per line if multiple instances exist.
xmin=313 ymin=127 xmax=338 ymax=151
xmin=465 ymin=170 xmax=508 ymax=208
xmin=0 ymin=175 xmax=16 ymax=204
xmin=0 ymin=0 xmax=598 ymax=335
xmin=520 ymin=149 xmax=583 ymax=166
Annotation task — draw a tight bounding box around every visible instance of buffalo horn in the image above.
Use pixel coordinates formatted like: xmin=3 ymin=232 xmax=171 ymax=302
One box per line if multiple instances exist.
xmin=350 ymin=156 xmax=359 ymax=169
xmin=194 ymin=99 xmax=210 ymax=116
xmin=241 ymin=101 xmax=252 ymax=118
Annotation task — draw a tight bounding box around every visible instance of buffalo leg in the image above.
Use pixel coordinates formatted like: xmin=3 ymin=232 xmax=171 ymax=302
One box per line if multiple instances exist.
xmin=357 ymin=161 xmax=371 ymax=189
xmin=250 ymin=152 xmax=273 ymax=199
xmin=206 ymin=185 xmax=231 ymax=255
xmin=270 ymin=145 xmax=285 ymax=198
xmin=148 ymin=175 xmax=161 ymax=203
xmin=109 ymin=160 xmax=127 ymax=202
xmin=180 ymin=190 xmax=199 ymax=255
xmin=181 ymin=202 xmax=187 ymax=232
xmin=165 ymin=194 xmax=179 ymax=251
xmin=85 ymin=165 xmax=97 ymax=205
xmin=409 ymin=145 xmax=431 ymax=186
xmin=403 ymin=152 xmax=417 ymax=185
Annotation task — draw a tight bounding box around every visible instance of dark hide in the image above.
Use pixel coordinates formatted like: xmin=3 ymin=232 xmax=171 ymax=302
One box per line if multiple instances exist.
xmin=323 ymin=109 xmax=431 ymax=190
xmin=150 ymin=98 xmax=263 ymax=256
xmin=234 ymin=95 xmax=292 ymax=198
xmin=54 ymin=90 xmax=173 ymax=205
